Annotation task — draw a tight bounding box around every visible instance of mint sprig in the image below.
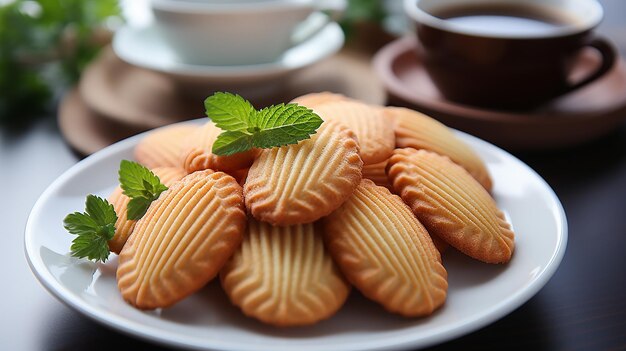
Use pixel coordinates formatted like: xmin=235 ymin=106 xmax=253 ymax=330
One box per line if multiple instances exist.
xmin=63 ymin=195 xmax=117 ymax=263
xmin=118 ymin=160 xmax=168 ymax=220
xmin=205 ymin=92 xmax=324 ymax=156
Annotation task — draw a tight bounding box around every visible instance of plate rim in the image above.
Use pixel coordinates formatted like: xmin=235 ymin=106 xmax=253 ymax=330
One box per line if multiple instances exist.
xmin=24 ymin=121 xmax=568 ymax=351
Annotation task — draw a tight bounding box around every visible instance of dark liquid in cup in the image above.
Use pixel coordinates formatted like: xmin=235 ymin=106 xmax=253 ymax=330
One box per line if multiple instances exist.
xmin=433 ymin=4 xmax=579 ymax=36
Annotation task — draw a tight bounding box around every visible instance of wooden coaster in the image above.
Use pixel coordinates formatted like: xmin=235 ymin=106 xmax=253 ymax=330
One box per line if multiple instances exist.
xmin=64 ymin=47 xmax=386 ymax=155
xmin=374 ymin=37 xmax=626 ymax=150
xmin=78 ymin=47 xmax=386 ymax=130
xmin=58 ymin=89 xmax=142 ymax=157
xmin=79 ymin=48 xmax=204 ymax=130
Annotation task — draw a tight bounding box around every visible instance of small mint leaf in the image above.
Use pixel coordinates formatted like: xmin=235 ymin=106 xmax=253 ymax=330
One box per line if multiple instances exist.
xmin=119 ymin=160 xmax=161 ymax=198
xmin=142 ymin=179 xmax=154 ymax=193
xmin=118 ymin=160 xmax=168 ymax=221
xmin=127 ymin=196 xmax=153 ymax=221
xmin=154 ymin=182 xmax=168 ymax=195
xmin=250 ymin=104 xmax=323 ymax=149
xmin=70 ymin=231 xmax=111 ymax=262
xmin=212 ymin=131 xmax=254 ymax=156
xmin=64 ymin=212 xmax=98 ymax=236
xmin=85 ymin=194 xmax=117 ymax=226
xmin=205 ymin=92 xmax=254 ymax=132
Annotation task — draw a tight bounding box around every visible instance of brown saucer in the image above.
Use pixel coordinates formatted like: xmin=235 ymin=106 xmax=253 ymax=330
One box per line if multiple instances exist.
xmin=80 ymin=47 xmax=386 ymax=130
xmin=58 ymin=89 xmax=142 ymax=156
xmin=373 ymin=37 xmax=626 ymax=150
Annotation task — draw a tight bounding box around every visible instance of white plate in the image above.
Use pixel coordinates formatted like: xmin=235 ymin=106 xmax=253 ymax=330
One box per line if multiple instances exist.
xmin=25 ymin=120 xmax=567 ymax=351
xmin=112 ymin=19 xmax=344 ymax=84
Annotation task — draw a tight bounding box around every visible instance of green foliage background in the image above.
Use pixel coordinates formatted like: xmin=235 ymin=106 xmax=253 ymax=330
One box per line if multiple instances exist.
xmin=0 ymin=0 xmax=385 ymax=130
xmin=341 ymin=0 xmax=386 ymax=37
xmin=0 ymin=0 xmax=120 ymax=128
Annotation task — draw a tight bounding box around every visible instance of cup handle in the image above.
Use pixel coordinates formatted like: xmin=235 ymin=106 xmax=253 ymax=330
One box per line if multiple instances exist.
xmin=564 ymin=37 xmax=617 ymax=94
xmin=290 ymin=0 xmax=347 ymax=46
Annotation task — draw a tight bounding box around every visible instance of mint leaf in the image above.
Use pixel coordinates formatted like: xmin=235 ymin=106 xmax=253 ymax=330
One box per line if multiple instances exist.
xmin=70 ymin=230 xmax=113 ymax=263
xmin=63 ymin=195 xmax=117 ymax=263
xmin=85 ymin=194 xmax=118 ymax=226
xmin=250 ymin=104 xmax=323 ymax=149
xmin=212 ymin=131 xmax=254 ymax=156
xmin=63 ymin=212 xmax=98 ymax=236
xmin=127 ymin=196 xmax=153 ymax=220
xmin=207 ymin=93 xmax=323 ymax=156
xmin=205 ymin=92 xmax=254 ymax=132
xmin=119 ymin=160 xmax=166 ymax=198
xmin=118 ymin=160 xmax=168 ymax=220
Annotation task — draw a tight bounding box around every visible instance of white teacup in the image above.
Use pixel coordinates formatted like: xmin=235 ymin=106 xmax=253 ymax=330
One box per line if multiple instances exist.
xmin=151 ymin=0 xmax=346 ymax=66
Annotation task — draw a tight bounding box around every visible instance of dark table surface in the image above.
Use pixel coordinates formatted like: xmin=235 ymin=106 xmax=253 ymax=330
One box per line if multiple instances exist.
xmin=2 ymin=1 xmax=626 ymax=350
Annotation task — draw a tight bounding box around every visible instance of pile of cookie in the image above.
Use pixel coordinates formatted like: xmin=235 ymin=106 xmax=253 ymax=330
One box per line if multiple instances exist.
xmin=109 ymin=92 xmax=515 ymax=326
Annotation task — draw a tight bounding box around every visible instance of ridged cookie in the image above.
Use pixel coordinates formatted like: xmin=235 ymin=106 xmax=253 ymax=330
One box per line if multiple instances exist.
xmin=363 ymin=158 xmax=448 ymax=254
xmin=117 ymin=170 xmax=246 ymax=309
xmin=108 ymin=166 xmax=187 ymax=254
xmin=387 ymin=148 xmax=515 ymax=264
xmin=314 ymin=101 xmax=395 ymax=165
xmin=180 ymin=121 xmax=257 ymax=173
xmin=220 ymin=219 xmax=350 ymax=326
xmin=384 ymin=107 xmax=492 ymax=191
xmin=244 ymin=120 xmax=362 ymax=225
xmin=290 ymin=92 xmax=350 ymax=108
xmin=134 ymin=125 xmax=198 ymax=169
xmin=324 ymin=179 xmax=447 ymax=317
xmin=362 ymin=159 xmax=392 ymax=190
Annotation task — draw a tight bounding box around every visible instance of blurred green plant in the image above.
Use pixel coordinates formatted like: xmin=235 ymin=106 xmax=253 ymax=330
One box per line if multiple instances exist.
xmin=340 ymin=0 xmax=387 ymax=38
xmin=0 ymin=0 xmax=121 ymax=129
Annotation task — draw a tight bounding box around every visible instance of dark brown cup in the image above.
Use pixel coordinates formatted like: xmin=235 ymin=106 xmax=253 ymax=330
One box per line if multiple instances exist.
xmin=404 ymin=0 xmax=617 ymax=110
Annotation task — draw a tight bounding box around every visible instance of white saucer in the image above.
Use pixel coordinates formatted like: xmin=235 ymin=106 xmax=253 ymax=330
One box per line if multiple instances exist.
xmin=112 ymin=19 xmax=344 ymax=85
